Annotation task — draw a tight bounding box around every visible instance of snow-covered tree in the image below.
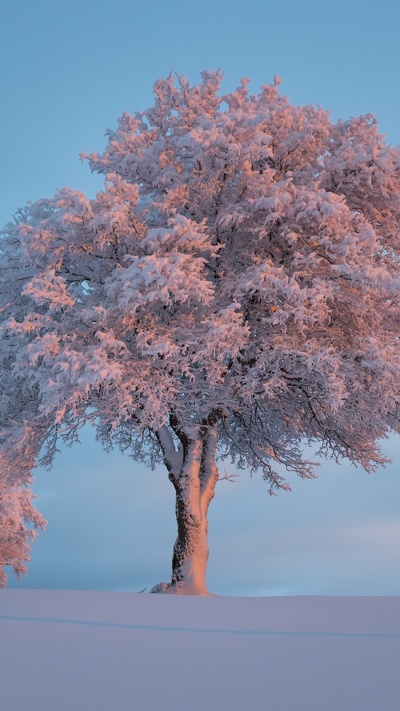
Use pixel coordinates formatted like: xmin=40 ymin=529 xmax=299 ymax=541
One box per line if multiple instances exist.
xmin=1 ymin=72 xmax=400 ymax=592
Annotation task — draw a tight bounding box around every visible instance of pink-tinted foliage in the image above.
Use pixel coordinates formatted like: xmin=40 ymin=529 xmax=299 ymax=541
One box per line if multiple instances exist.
xmin=1 ymin=72 xmax=400 ymax=587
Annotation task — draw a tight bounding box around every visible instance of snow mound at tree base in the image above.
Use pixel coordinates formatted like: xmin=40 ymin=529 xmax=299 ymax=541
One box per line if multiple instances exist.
xmin=149 ymin=580 xmax=213 ymax=595
xmin=1 ymin=589 xmax=400 ymax=711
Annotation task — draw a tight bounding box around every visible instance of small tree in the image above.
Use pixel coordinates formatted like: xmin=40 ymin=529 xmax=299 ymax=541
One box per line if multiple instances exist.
xmin=1 ymin=72 xmax=400 ymax=593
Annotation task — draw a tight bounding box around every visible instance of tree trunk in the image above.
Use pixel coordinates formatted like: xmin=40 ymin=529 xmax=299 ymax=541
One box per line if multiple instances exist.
xmin=151 ymin=423 xmax=219 ymax=595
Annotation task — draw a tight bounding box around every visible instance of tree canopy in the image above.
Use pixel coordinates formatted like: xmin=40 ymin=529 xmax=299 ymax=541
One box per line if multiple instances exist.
xmin=1 ymin=72 xmax=400 ymax=590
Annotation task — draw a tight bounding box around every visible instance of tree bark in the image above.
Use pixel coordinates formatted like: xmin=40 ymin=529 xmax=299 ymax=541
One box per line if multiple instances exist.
xmin=152 ymin=423 xmax=219 ymax=595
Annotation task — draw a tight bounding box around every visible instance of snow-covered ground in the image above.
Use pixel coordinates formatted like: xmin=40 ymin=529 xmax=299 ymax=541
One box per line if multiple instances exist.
xmin=1 ymin=591 xmax=399 ymax=711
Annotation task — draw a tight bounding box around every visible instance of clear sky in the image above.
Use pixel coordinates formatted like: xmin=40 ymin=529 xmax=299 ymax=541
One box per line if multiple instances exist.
xmin=1 ymin=0 xmax=400 ymax=595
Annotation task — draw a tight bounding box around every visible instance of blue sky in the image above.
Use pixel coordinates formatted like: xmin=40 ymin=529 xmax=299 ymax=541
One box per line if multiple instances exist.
xmin=2 ymin=0 xmax=400 ymax=595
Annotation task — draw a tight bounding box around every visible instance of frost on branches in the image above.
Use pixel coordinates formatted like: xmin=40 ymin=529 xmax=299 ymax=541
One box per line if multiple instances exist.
xmin=1 ymin=72 xmax=400 ymax=592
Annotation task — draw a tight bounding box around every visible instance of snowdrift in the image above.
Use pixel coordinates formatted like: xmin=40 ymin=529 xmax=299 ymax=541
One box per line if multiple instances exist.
xmin=1 ymin=590 xmax=399 ymax=710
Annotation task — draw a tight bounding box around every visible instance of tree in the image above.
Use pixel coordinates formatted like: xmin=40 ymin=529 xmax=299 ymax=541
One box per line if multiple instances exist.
xmin=1 ymin=72 xmax=400 ymax=593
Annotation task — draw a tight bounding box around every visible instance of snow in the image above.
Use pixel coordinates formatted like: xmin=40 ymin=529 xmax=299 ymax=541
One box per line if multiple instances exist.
xmin=1 ymin=590 xmax=399 ymax=710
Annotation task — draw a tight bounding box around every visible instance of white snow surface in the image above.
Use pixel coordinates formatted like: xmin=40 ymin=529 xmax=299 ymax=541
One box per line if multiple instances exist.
xmin=1 ymin=590 xmax=399 ymax=711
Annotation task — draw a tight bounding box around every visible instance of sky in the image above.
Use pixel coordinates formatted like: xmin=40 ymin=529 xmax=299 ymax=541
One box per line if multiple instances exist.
xmin=1 ymin=0 xmax=400 ymax=596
